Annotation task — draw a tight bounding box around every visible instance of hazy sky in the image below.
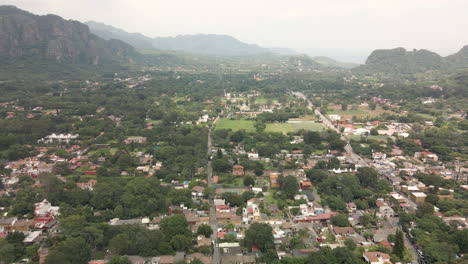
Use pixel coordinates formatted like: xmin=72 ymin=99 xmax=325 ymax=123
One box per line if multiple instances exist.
xmin=4 ymin=0 xmax=468 ymax=62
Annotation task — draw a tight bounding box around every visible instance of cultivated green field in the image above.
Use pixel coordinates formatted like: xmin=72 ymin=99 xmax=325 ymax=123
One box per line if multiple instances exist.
xmin=216 ymin=118 xmax=324 ymax=133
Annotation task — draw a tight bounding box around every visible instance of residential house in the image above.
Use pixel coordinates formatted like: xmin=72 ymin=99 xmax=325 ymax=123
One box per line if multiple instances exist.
xmin=34 ymin=199 xmax=60 ymax=217
xmin=186 ymin=253 xmax=212 ymax=264
xmin=293 ymin=212 xmax=338 ymax=223
xmin=372 ymin=152 xmax=387 ymax=161
xmin=328 ymin=114 xmax=341 ymax=122
xmin=247 ymin=152 xmax=259 ymax=160
xmin=221 ymin=255 xmax=256 ymax=264
xmin=32 ymin=217 xmax=57 ymax=232
xmin=232 ymin=165 xmax=245 ymax=176
xmin=299 ymin=179 xmax=313 ymax=190
xmin=124 ymin=137 xmax=147 ymax=144
xmin=409 ymin=192 xmax=427 ymax=204
xmin=414 ymin=152 xmax=439 ymax=162
xmin=270 ymin=173 xmax=281 ymax=188
xmin=12 ymin=219 xmax=33 ymax=232
xmin=23 ymin=231 xmax=43 ymax=244
xmin=76 ymin=179 xmax=97 ymax=191
xmin=242 ymin=199 xmax=261 ymax=224
xmin=347 ymin=202 xmax=357 ymax=213
xmin=196 ymin=235 xmax=212 ymax=247
xmin=0 ymin=217 xmax=17 ymax=233
xmin=219 ymin=242 xmax=243 ymax=256
xmin=363 ymin=251 xmax=392 ymax=264
xmin=376 ymin=199 xmax=394 ymax=218
xmin=192 ymin=186 xmax=206 ymax=198
xmin=333 ymin=227 xmax=355 ymax=237
xmin=198 ymin=114 xmax=209 ymax=123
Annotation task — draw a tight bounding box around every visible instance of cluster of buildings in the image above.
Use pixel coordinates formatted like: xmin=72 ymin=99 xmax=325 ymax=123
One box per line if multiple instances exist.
xmin=0 ymin=199 xmax=59 ymax=244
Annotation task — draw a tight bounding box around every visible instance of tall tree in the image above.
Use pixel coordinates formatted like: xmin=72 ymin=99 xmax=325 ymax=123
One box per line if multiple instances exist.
xmin=279 ymin=176 xmax=298 ymax=199
xmin=244 ymin=223 xmax=275 ymax=253
xmin=243 ymin=176 xmax=255 ymax=187
xmin=197 ymin=224 xmax=213 ymax=238
xmin=160 ymin=214 xmax=192 ymax=238
xmin=416 ymin=203 xmax=435 ymax=218
xmin=393 ymin=229 xmax=405 ymax=260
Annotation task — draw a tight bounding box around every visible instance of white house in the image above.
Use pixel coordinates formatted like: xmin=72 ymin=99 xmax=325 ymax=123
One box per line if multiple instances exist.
xmin=38 ymin=133 xmax=79 ymax=144
xmin=247 ymin=152 xmax=259 ymax=160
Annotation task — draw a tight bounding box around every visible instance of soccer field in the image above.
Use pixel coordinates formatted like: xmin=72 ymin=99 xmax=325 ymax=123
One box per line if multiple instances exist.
xmin=216 ymin=119 xmax=256 ymax=132
xmin=216 ymin=118 xmax=324 ymax=133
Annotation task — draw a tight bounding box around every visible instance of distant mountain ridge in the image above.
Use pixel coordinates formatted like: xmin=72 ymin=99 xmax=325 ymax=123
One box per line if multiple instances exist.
xmin=86 ymin=21 xmax=357 ymax=68
xmin=357 ymin=46 xmax=468 ymax=73
xmin=86 ymin=21 xmax=271 ymax=56
xmin=85 ymin=21 xmax=155 ymax=50
xmin=153 ymin=34 xmax=271 ymax=56
xmin=0 ymin=6 xmax=136 ymax=65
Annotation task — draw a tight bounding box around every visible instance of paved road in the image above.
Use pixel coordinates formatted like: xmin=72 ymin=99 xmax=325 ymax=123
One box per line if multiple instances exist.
xmin=382 ymin=218 xmax=419 ymax=264
xmin=207 ymin=117 xmax=220 ymax=264
xmin=311 ymin=187 xmax=321 ymax=204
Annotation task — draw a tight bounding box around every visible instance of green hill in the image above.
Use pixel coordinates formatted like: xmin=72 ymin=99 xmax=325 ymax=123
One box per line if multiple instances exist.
xmin=356 ymin=46 xmax=468 ymax=74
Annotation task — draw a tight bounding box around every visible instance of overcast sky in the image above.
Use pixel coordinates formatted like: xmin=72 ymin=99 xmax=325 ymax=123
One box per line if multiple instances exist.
xmin=4 ymin=0 xmax=468 ymax=62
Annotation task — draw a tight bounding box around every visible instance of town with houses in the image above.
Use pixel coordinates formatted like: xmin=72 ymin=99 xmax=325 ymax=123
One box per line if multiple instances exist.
xmin=0 ymin=85 xmax=466 ymax=264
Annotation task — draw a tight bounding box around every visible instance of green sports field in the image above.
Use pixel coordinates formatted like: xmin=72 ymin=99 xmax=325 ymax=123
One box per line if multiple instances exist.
xmin=216 ymin=118 xmax=324 ymax=133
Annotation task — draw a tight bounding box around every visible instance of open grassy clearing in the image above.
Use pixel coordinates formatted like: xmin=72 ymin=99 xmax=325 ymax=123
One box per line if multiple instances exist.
xmin=264 ymin=189 xmax=276 ymax=204
xmin=216 ymin=118 xmax=324 ymax=133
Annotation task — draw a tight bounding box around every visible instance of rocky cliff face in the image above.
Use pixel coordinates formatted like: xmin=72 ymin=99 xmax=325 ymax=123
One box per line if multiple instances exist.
xmin=0 ymin=6 xmax=136 ymax=64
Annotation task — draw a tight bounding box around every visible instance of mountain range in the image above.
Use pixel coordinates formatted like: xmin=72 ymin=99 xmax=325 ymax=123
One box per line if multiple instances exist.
xmin=1 ymin=5 xmax=467 ymax=75
xmin=86 ymin=21 xmax=271 ymax=56
xmin=86 ymin=21 xmax=359 ymax=68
